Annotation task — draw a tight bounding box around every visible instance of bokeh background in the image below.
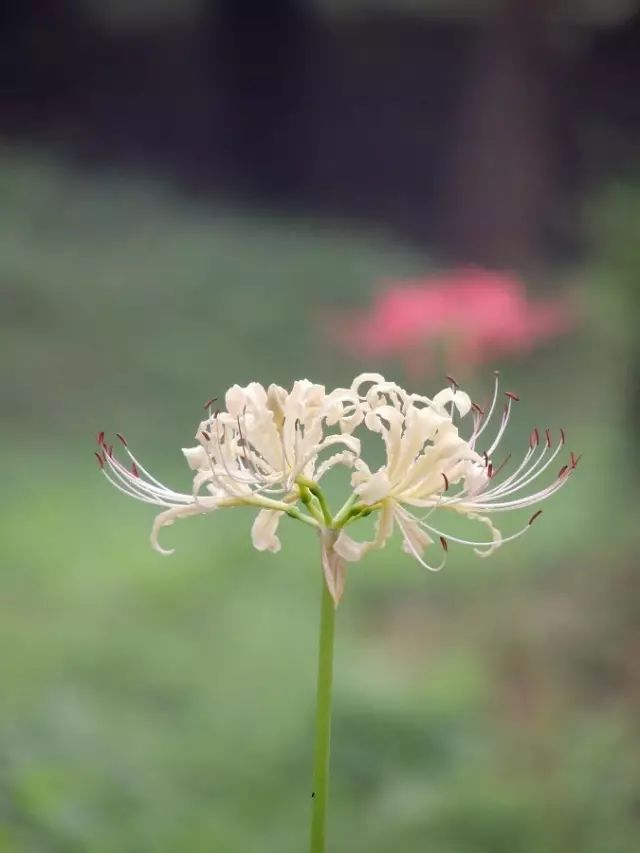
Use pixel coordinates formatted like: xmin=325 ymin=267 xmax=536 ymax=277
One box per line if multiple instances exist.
xmin=1 ymin=1 xmax=639 ymax=851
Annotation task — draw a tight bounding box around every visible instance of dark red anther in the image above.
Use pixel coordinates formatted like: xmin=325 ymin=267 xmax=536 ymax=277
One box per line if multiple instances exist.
xmin=558 ymin=465 xmax=569 ymax=478
xmin=446 ymin=375 xmax=458 ymax=389
xmin=487 ymin=463 xmax=494 ymax=479
xmin=94 ymin=451 xmax=105 ymax=469
xmin=545 ymin=428 xmax=552 ymax=448
xmin=440 ymin=536 xmax=449 ymax=552
xmin=116 ymin=433 xmax=127 ymax=446
xmin=505 ymin=391 xmax=520 ymax=402
xmin=570 ymin=452 xmax=581 ymax=469
xmin=529 ymin=427 xmax=540 ymax=448
xmin=97 ymin=431 xmax=105 ymax=446
xmin=441 ymin=473 xmax=449 ymax=491
xmin=528 ymin=510 xmax=543 ymax=526
xmin=131 ymin=462 xmax=139 ymax=478
xmin=203 ymin=396 xmax=218 ymax=410
xmin=560 ymin=428 xmax=566 ymax=445
xmin=201 ymin=431 xmax=211 ymax=442
xmin=472 ymin=402 xmax=485 ymax=416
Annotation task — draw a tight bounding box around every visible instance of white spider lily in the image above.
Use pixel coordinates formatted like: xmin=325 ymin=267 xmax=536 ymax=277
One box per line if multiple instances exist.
xmin=194 ymin=380 xmax=361 ymax=499
xmin=192 ymin=380 xmax=362 ymax=555
xmin=97 ymin=372 xmax=578 ymax=604
xmin=96 ymin=380 xmax=362 ymax=558
xmin=332 ymin=373 xmax=578 ymax=572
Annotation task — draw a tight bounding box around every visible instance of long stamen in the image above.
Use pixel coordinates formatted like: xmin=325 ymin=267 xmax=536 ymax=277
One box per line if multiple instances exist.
xmin=475 ymin=444 xmax=540 ymax=499
xmin=486 ymin=393 xmax=517 ymax=456
xmin=422 ymin=516 xmax=536 ymax=551
xmin=461 ymin=472 xmax=570 ymax=511
xmin=471 ymin=371 xmax=500 ymax=445
xmin=113 ymin=433 xmax=178 ymax=492
xmin=102 ymin=454 xmax=190 ymax=506
xmin=481 ymin=437 xmax=566 ymax=502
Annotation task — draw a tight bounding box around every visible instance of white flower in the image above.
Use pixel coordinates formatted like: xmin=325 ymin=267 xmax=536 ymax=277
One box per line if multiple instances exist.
xmin=195 ymin=380 xmax=361 ymax=499
xmin=96 ymin=380 xmax=362 ymax=558
xmin=332 ymin=372 xmax=578 ymax=572
xmin=97 ymin=372 xmax=578 ymax=604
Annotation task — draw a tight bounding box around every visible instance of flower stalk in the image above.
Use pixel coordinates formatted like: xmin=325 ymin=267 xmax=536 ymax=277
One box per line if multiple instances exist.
xmin=310 ymin=573 xmax=336 ymax=853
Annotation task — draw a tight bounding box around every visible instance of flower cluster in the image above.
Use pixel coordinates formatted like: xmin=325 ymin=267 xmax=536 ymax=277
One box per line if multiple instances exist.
xmin=327 ymin=267 xmax=575 ymax=378
xmin=96 ymin=374 xmax=578 ymax=603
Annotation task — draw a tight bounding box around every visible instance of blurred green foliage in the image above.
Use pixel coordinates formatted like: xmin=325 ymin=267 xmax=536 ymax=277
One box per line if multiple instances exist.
xmin=1 ymin=148 xmax=638 ymax=852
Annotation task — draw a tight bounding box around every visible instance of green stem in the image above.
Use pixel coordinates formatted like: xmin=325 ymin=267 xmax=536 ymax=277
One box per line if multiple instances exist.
xmin=230 ymin=495 xmax=318 ymax=528
xmin=309 ymin=576 xmax=336 ymax=853
xmin=308 ymin=484 xmax=334 ymax=528
xmin=299 ymin=483 xmax=326 ymax=526
xmin=331 ymin=493 xmax=359 ymax=528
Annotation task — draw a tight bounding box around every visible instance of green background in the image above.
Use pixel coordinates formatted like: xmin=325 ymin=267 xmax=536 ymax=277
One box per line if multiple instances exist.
xmin=1 ymin=147 xmax=638 ymax=852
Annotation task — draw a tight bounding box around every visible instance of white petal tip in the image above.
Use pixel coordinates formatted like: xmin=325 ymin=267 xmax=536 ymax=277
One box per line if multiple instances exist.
xmin=152 ymin=542 xmax=175 ymax=556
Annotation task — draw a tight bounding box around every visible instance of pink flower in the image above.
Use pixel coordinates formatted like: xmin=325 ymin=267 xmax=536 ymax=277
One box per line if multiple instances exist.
xmin=328 ymin=267 xmax=575 ymax=378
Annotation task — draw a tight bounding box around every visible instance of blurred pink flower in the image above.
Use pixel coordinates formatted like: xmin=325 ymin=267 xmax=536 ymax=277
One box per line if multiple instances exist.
xmin=328 ymin=267 xmax=575 ymax=378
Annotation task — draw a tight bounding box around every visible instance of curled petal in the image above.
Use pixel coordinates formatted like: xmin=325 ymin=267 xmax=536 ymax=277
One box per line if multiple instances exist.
xmin=317 ymin=432 xmax=361 ymax=456
xmin=314 ymin=450 xmax=357 ymax=481
xmin=333 ymin=500 xmax=395 ymax=562
xmin=323 ymin=388 xmax=363 ymax=433
xmin=251 ymin=508 xmax=283 ymax=553
xmin=432 ymin=387 xmax=472 ymax=417
xmin=351 ymin=372 xmax=387 ymax=395
xmin=182 ymin=445 xmax=209 ymax=471
xmin=151 ymin=499 xmax=218 ymax=555
xmin=464 ymin=511 xmax=503 ymax=558
xmin=192 ymin=469 xmax=218 ymax=501
xmin=354 ymin=469 xmax=392 ymax=505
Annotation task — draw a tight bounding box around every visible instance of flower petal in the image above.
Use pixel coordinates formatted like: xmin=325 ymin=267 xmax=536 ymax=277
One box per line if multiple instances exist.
xmin=432 ymin=387 xmax=472 ymax=417
xmin=397 ymin=509 xmax=433 ymax=556
xmin=182 ymin=445 xmax=209 ymax=471
xmin=333 ymin=500 xmax=395 ymax=562
xmin=465 ymin=511 xmax=503 ymax=557
xmin=354 ymin=469 xmax=392 ymax=505
xmin=314 ymin=450 xmax=357 ymax=481
xmin=323 ymin=388 xmax=363 ymax=433
xmin=251 ymin=508 xmax=283 ymax=553
xmin=151 ymin=500 xmax=218 ymax=555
